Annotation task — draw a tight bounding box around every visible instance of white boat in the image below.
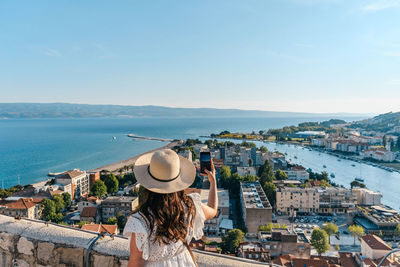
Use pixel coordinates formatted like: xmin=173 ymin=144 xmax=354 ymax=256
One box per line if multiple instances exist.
xmin=113 ymin=136 xmax=116 ymax=140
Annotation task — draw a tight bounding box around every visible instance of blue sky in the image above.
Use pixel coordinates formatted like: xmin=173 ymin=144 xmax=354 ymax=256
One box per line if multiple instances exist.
xmin=0 ymin=0 xmax=399 ymax=113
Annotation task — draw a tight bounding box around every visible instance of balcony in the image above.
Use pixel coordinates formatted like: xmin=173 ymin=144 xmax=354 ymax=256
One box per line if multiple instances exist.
xmin=0 ymin=214 xmax=278 ymax=267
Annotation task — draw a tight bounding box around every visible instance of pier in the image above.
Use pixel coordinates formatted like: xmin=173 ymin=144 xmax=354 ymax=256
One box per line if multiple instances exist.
xmin=127 ymin=134 xmax=173 ymax=142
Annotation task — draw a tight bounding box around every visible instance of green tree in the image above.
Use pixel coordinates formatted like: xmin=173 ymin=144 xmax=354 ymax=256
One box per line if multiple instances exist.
xmin=62 ymin=192 xmax=72 ymax=210
xmin=275 ymin=169 xmax=288 ymax=180
xmin=106 ymin=217 xmax=118 ymax=225
xmin=310 ymin=228 xmax=330 ymax=256
xmin=258 ymin=160 xmax=275 ymax=185
xmin=395 ymin=224 xmax=400 ymax=241
xmin=258 ymin=223 xmax=287 ymax=232
xmin=263 ymin=182 xmax=277 ymax=206
xmin=91 ymin=180 xmax=107 ymax=198
xmin=116 ymin=212 xmax=127 ymax=229
xmin=242 ymin=175 xmax=257 ymax=182
xmin=350 ymin=180 xmax=366 ymax=188
xmin=348 ymin=225 xmax=365 ymax=246
xmin=322 ymin=223 xmax=338 ymax=244
xmin=52 ymin=194 xmax=65 ymax=213
xmin=248 ymin=158 xmax=253 ymax=167
xmin=104 ymin=174 xmax=119 ymax=194
xmin=77 ymin=221 xmax=90 ymax=227
xmin=222 ymin=229 xmax=245 ymax=254
xmin=219 ymin=166 xmax=231 ymax=189
xmin=42 ymin=198 xmax=56 ymax=220
xmin=320 ymin=180 xmax=331 ymax=187
xmin=259 ymin=146 xmax=268 ymax=153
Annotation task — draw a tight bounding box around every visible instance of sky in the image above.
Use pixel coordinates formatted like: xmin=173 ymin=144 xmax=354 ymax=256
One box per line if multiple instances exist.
xmin=0 ymin=0 xmax=399 ymax=114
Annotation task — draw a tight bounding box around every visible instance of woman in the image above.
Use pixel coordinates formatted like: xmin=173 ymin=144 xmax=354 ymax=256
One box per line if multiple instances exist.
xmin=123 ymin=149 xmax=218 ymax=267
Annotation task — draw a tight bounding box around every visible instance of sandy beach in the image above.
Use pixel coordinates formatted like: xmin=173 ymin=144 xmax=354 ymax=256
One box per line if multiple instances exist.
xmin=88 ymin=140 xmax=181 ymax=173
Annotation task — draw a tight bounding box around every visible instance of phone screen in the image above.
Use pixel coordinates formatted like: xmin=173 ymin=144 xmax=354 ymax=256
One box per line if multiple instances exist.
xmin=200 ymin=152 xmax=211 ymax=174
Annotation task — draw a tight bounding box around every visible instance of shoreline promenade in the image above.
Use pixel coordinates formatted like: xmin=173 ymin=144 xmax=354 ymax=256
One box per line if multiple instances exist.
xmin=88 ymin=140 xmax=181 ymax=173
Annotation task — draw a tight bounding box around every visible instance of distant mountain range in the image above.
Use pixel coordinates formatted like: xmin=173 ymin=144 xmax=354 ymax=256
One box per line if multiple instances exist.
xmin=0 ymin=103 xmax=372 ymax=119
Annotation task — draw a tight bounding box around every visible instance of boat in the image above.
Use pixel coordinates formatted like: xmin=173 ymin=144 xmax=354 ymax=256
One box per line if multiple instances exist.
xmin=294 ymin=156 xmax=298 ymax=159
xmin=323 ymin=165 xmax=327 ymax=168
xmin=355 ymin=177 xmax=364 ymax=183
xmin=351 ymin=164 xmax=356 ymax=167
xmin=337 ymin=159 xmax=341 ymax=161
xmin=113 ymin=136 xmax=116 ymax=140
xmin=330 ymin=173 xmax=335 ymax=178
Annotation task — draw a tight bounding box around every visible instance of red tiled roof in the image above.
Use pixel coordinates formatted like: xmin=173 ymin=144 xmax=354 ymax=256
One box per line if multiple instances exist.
xmin=81 ymin=223 xmax=118 ymax=235
xmin=361 ymin=234 xmax=391 ymax=251
xmin=80 ymin=207 xmax=98 ymax=218
xmin=57 ymin=170 xmax=85 ymax=179
xmin=4 ymin=198 xmax=42 ymax=210
xmin=338 ymin=252 xmax=358 ymax=267
xmin=272 ymin=254 xmax=294 ymax=267
xmin=292 ymin=258 xmax=330 ymax=267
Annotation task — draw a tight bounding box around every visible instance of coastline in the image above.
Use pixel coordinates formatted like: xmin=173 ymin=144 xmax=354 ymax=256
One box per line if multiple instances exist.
xmin=88 ymin=140 xmax=181 ymax=173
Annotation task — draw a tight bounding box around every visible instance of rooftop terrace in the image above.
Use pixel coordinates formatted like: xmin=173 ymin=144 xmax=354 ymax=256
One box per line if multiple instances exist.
xmin=241 ymin=182 xmax=272 ymax=209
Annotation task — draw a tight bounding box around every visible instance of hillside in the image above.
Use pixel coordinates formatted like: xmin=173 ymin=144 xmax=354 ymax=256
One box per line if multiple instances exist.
xmin=0 ymin=103 xmax=365 ymax=119
xmin=352 ymin=112 xmax=400 ymax=132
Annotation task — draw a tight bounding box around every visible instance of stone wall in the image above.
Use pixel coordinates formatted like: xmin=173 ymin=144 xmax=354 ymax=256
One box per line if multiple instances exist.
xmin=0 ymin=214 xmax=275 ymax=267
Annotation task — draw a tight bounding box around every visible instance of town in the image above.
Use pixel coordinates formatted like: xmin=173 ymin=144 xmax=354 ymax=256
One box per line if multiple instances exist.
xmin=1 ymin=114 xmax=400 ymax=266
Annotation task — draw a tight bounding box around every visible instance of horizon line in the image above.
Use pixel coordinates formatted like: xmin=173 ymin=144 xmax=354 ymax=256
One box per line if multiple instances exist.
xmin=0 ymin=102 xmax=380 ymax=116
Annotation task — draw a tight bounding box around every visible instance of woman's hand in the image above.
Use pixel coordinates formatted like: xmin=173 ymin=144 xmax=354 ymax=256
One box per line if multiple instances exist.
xmin=204 ymin=159 xmax=216 ymax=185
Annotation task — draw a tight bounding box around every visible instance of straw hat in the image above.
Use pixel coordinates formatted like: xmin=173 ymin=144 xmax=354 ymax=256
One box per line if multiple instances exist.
xmin=134 ymin=149 xmax=196 ymax=194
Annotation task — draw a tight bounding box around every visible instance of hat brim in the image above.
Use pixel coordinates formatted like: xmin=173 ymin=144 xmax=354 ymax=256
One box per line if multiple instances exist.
xmin=134 ymin=152 xmax=196 ymax=194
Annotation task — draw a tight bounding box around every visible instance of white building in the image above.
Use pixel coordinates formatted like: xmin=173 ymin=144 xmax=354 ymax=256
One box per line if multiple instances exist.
xmin=55 ymin=169 xmax=89 ymax=200
xmin=352 ymin=188 xmax=382 ymax=206
xmin=193 ymin=144 xmax=208 ymax=154
xmin=360 ymin=234 xmax=391 ymax=260
xmin=360 ymin=148 xmax=395 ymax=162
xmin=284 ymin=167 xmax=309 ymax=182
xmin=237 ymin=167 xmax=257 ymax=177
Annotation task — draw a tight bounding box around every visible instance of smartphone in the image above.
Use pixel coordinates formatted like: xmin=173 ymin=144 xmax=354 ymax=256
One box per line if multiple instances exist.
xmin=200 ymin=152 xmax=211 ymax=175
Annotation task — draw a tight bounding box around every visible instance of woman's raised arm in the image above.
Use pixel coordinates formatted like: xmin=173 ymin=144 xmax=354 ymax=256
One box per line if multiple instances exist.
xmin=202 ymin=159 xmax=218 ymax=220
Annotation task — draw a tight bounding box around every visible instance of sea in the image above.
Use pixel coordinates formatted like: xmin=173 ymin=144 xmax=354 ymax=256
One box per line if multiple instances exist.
xmin=2 ymin=116 xmax=399 ymax=209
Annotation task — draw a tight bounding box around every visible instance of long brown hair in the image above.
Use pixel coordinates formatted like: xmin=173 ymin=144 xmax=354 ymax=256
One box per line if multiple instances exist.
xmin=134 ymin=186 xmax=196 ymax=245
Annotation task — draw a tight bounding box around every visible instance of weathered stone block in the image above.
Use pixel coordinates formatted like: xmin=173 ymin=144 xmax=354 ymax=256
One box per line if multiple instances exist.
xmin=119 ymin=259 xmax=129 ymax=267
xmin=37 ymin=242 xmax=55 ymax=263
xmin=57 ymin=247 xmax=84 ymax=267
xmin=0 ymin=251 xmax=13 ymax=267
xmin=93 ymin=254 xmax=115 ymax=267
xmin=17 ymin=237 xmax=34 ymax=256
xmin=0 ymin=232 xmax=15 ymax=252
xmin=13 ymin=259 xmax=30 ymax=267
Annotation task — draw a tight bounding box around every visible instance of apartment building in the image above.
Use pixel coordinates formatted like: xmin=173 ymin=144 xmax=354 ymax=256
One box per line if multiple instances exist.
xmin=352 ymin=188 xmax=382 ymax=206
xmin=55 ymin=169 xmax=90 ymax=200
xmin=101 ymin=196 xmax=136 ymax=222
xmin=0 ymin=198 xmax=43 ymax=219
xmin=258 ymin=228 xmax=311 ymax=258
xmin=284 ymin=166 xmax=310 ymax=182
xmin=276 ymin=186 xmax=355 ymax=215
xmin=240 ymin=182 xmax=272 ymax=234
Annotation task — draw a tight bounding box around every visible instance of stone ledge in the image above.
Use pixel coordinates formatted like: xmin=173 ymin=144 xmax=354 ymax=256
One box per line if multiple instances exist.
xmin=0 ymin=214 xmax=280 ymax=267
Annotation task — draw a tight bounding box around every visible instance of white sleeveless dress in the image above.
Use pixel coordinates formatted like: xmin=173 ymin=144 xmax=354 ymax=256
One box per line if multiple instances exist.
xmin=123 ymin=193 xmax=205 ymax=267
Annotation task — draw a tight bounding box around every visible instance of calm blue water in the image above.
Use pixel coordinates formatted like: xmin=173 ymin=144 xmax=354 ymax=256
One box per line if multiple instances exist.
xmin=0 ymin=116 xmax=365 ymax=188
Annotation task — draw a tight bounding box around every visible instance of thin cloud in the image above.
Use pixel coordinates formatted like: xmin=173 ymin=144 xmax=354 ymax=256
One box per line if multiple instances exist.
xmin=43 ymin=48 xmax=61 ymax=57
xmin=362 ymin=0 xmax=400 ymax=11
